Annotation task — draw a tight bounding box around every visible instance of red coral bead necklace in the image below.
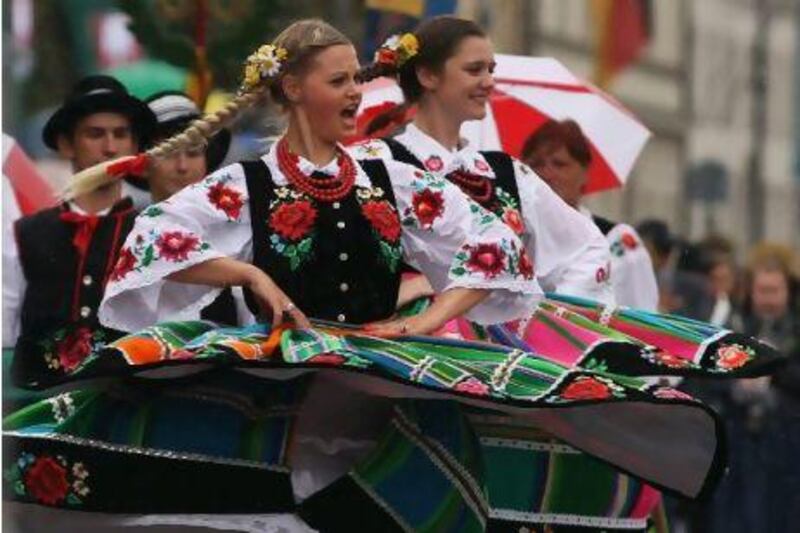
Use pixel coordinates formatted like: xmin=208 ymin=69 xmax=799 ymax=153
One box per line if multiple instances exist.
xmin=277 ymin=137 xmax=356 ymax=202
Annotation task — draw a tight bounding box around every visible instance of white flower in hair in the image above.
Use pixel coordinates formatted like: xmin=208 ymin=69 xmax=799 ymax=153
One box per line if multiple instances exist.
xmin=243 ymin=44 xmax=289 ymax=90
xmin=383 ymin=35 xmax=401 ymax=49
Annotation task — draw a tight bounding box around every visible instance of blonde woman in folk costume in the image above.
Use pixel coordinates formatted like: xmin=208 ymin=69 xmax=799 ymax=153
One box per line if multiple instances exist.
xmin=1 ymin=18 xmax=771 ymax=533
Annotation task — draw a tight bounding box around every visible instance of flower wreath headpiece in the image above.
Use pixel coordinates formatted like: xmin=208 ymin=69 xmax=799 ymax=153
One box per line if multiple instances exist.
xmin=374 ymin=33 xmax=419 ymax=69
xmin=242 ymin=44 xmax=289 ymax=91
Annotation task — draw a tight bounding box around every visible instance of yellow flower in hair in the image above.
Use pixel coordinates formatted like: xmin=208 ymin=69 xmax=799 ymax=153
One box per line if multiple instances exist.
xmin=399 ymin=33 xmax=419 ymax=57
xmin=244 ymin=63 xmax=261 ymax=89
xmin=241 ymin=44 xmax=289 ymax=90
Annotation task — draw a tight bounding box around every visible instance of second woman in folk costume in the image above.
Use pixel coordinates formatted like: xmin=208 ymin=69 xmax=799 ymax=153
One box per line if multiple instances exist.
xmin=0 ymin=18 xmax=764 ymax=532
xmin=354 ymin=15 xmax=783 ymax=532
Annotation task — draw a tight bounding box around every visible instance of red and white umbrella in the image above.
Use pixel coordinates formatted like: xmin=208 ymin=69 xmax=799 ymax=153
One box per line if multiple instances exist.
xmin=354 ymin=55 xmax=651 ymax=194
xmin=3 ymin=133 xmax=56 ymax=216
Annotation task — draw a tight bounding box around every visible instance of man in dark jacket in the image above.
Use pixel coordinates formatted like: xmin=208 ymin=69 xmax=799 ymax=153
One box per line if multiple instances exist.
xmin=6 ymin=75 xmax=155 ymax=389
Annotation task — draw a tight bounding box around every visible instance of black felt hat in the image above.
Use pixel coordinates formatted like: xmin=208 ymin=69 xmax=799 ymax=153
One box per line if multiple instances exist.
xmin=42 ymin=75 xmax=157 ymax=150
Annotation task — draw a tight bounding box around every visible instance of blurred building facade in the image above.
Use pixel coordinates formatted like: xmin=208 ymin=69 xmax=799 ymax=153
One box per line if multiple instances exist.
xmin=459 ymin=0 xmax=800 ymax=253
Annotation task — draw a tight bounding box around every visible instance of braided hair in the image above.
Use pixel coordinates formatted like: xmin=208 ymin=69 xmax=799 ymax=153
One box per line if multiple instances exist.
xmin=66 ymin=19 xmax=350 ymax=198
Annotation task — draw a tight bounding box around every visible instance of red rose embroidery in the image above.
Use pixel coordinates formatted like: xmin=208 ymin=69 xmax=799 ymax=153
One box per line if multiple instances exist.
xmin=24 ymin=456 xmax=69 ymax=506
xmin=655 ymin=351 xmax=690 ymax=369
xmin=455 ymin=377 xmax=490 ymax=396
xmin=362 ymin=201 xmax=401 ymax=242
xmin=309 ymin=353 xmax=347 ymax=365
xmin=561 ymin=376 xmax=612 ymax=401
xmin=424 ymin=156 xmax=444 ymax=172
xmin=155 ymin=231 xmax=200 ymax=262
xmin=411 ymin=189 xmax=445 ymax=228
xmin=621 ymin=232 xmax=639 ymax=250
xmin=207 ymin=182 xmax=244 ymax=220
xmin=57 ymin=327 xmax=94 ymax=372
xmin=111 ymin=247 xmax=137 ymax=281
xmin=465 ymin=243 xmax=507 ymax=278
xmin=502 ymin=208 xmax=525 ymax=235
xmin=270 ymin=201 xmax=318 ymax=241
xmin=716 ymin=345 xmax=751 ymax=370
xmin=518 ymin=250 xmax=535 ymax=279
xmin=377 ymin=48 xmax=398 ymax=65
xmin=474 ymin=158 xmax=490 ymax=172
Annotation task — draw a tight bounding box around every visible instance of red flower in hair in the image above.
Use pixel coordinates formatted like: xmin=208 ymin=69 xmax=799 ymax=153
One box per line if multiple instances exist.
xmin=621 ymin=232 xmax=639 ymax=250
xmin=155 ymin=231 xmax=200 ymax=262
xmin=24 ymin=456 xmax=69 ymax=506
xmin=111 ymin=247 xmax=137 ymax=281
xmin=362 ymin=200 xmax=401 ymax=242
xmin=502 ymin=208 xmax=525 ymax=235
xmin=560 ymin=376 xmax=612 ymax=401
xmin=376 ymin=48 xmax=399 ymax=66
xmin=56 ymin=327 xmax=94 ymax=372
xmin=518 ymin=250 xmax=535 ymax=279
xmin=270 ymin=200 xmax=318 ymax=241
xmin=207 ymin=182 xmax=244 ymax=220
xmin=465 ymin=243 xmax=507 ymax=279
xmin=411 ymin=189 xmax=445 ymax=228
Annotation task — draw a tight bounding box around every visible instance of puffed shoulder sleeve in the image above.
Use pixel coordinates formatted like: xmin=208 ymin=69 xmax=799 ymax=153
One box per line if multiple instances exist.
xmin=513 ymin=159 xmax=615 ymax=304
xmin=387 ymin=160 xmax=543 ymax=324
xmin=606 ymin=224 xmax=659 ymax=310
xmin=99 ymin=163 xmax=253 ymax=331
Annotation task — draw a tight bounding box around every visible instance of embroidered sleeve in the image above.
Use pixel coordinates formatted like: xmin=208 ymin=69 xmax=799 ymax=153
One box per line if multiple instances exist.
xmin=607 ymin=224 xmax=659 ymax=310
xmin=388 ymin=160 xmax=542 ymax=324
xmin=99 ymin=164 xmax=253 ymax=331
xmin=513 ymin=159 xmax=615 ymax=304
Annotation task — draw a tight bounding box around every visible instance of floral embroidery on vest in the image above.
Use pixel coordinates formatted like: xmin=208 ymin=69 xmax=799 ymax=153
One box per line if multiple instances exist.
xmin=268 ymin=187 xmax=317 ymax=271
xmin=356 ymin=186 xmax=402 ymax=272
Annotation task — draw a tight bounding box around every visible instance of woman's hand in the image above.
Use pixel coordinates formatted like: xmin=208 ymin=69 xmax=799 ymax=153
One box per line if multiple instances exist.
xmin=363 ymin=316 xmax=426 ymax=338
xmin=244 ymin=267 xmax=311 ymax=328
xmin=364 ymin=287 xmax=488 ymax=338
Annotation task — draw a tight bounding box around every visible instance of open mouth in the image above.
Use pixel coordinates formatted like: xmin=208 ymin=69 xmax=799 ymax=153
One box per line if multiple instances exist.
xmin=340 ymin=102 xmax=359 ymax=120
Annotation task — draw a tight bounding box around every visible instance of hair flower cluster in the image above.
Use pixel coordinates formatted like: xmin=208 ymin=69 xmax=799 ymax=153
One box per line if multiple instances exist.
xmin=375 ymin=33 xmax=419 ymax=69
xmin=243 ymin=44 xmax=289 ymax=90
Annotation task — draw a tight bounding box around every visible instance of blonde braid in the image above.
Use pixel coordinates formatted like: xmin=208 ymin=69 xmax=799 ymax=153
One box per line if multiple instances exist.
xmin=146 ymin=87 xmax=266 ymax=160
xmin=64 ymin=18 xmax=351 ymax=199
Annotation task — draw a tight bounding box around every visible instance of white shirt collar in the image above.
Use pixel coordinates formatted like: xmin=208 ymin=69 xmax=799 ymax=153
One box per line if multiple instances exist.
xmin=67 ymin=201 xmax=111 ymax=217
xmin=395 ymin=123 xmax=496 ymax=179
xmin=262 ymin=138 xmax=372 ymax=188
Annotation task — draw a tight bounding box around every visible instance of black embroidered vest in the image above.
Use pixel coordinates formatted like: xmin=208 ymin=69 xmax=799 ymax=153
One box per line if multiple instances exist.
xmin=12 ymin=199 xmax=136 ymax=388
xmin=381 ymin=137 xmax=524 ymax=222
xmin=241 ymin=159 xmax=402 ymax=324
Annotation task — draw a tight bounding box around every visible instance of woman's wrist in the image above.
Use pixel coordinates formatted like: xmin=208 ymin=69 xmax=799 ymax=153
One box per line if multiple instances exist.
xmin=238 ymin=263 xmax=266 ymax=288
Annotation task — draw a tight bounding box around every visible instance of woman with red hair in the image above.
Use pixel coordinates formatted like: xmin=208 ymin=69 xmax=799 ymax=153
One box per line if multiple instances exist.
xmin=522 ymin=118 xmax=660 ymax=311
